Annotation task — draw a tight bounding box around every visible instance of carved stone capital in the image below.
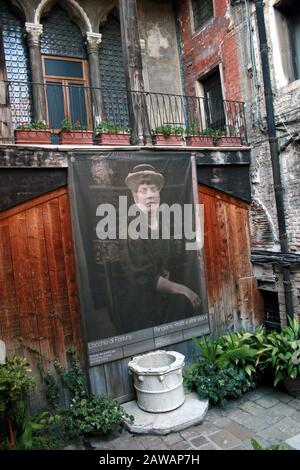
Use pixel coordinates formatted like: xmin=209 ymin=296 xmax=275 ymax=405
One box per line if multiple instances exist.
xmin=86 ymin=32 xmax=102 ymax=54
xmin=25 ymin=22 xmax=43 ymax=47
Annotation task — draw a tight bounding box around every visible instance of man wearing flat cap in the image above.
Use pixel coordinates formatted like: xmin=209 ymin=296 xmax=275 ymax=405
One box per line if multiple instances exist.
xmin=123 ymin=163 xmax=201 ymax=330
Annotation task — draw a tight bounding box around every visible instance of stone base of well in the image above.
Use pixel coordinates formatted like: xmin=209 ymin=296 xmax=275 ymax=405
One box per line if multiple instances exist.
xmin=122 ymin=392 xmax=209 ymax=435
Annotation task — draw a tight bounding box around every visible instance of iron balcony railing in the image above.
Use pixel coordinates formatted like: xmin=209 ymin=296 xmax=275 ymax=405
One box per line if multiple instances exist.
xmin=2 ymin=80 xmax=248 ymax=145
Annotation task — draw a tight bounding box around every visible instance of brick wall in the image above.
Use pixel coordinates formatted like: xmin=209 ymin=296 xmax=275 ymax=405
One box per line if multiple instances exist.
xmin=231 ymin=0 xmax=300 ymax=322
xmin=177 ymin=0 xmax=300 ymax=323
xmin=176 ymin=0 xmax=241 ymax=100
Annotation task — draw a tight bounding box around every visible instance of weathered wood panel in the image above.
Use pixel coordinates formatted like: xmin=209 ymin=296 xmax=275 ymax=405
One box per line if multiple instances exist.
xmin=0 ymin=219 xmax=22 ymax=354
xmin=199 ymin=184 xmax=263 ymax=333
xmin=0 ymin=182 xmax=264 ymax=405
xmin=0 ymin=187 xmax=83 ymax=408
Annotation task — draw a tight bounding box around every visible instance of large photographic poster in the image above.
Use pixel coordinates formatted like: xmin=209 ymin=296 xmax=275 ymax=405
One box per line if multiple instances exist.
xmin=68 ymin=152 xmax=209 ymax=366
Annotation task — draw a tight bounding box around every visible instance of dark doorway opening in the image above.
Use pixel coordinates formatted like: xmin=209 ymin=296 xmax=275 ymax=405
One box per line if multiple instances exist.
xmin=261 ymin=290 xmax=281 ymax=332
xmin=201 ymin=69 xmax=226 ymax=130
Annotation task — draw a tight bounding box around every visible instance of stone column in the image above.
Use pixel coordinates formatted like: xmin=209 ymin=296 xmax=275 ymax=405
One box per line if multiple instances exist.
xmin=25 ymin=23 xmax=47 ymax=123
xmin=0 ymin=27 xmax=13 ymax=142
xmin=119 ymin=0 xmax=151 ymax=144
xmin=86 ymin=32 xmax=104 ymax=125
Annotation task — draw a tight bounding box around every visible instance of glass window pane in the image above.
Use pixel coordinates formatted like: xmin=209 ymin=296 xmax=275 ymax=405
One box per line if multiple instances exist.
xmin=45 ymin=58 xmax=83 ymax=78
xmin=69 ymin=84 xmax=87 ymax=126
xmin=46 ymin=82 xmax=65 ymax=129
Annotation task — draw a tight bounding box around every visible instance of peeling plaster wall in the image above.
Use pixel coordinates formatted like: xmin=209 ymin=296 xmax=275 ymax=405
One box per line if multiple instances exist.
xmin=138 ymin=0 xmax=183 ymax=95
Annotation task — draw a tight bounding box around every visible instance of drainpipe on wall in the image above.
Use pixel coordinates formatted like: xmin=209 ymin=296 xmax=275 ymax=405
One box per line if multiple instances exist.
xmin=255 ymin=0 xmax=294 ymax=320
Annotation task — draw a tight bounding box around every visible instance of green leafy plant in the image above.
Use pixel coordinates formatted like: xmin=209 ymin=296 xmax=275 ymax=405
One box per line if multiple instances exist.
xmin=184 ymin=328 xmax=269 ymax=406
xmin=193 ymin=327 xmax=267 ymax=379
xmin=187 ymin=126 xmax=215 ymax=137
xmin=64 ymin=394 xmax=133 ymax=441
xmin=53 ymin=347 xmax=87 ymax=400
xmin=14 ymin=412 xmax=55 ymax=450
xmin=251 ymin=438 xmax=289 ymax=450
xmin=184 ymin=362 xmax=255 ymax=406
xmin=16 ymin=121 xmax=49 ymax=130
xmin=193 ymin=335 xmax=223 ymax=365
xmin=228 ymin=125 xmax=238 ymax=137
xmin=38 ymin=362 xmax=60 ymax=410
xmin=95 ymin=120 xmax=130 ymax=133
xmin=0 ymin=351 xmax=67 ymax=450
xmin=1 ymin=412 xmax=64 ymax=450
xmin=0 ymin=355 xmax=36 ymax=447
xmin=262 ymin=317 xmax=300 ymax=387
xmin=185 ymin=122 xmax=204 ymax=136
xmin=153 ymin=124 xmax=184 ymax=137
xmin=60 ymin=118 xmax=87 ymax=131
xmin=53 ymin=347 xmax=134 ymax=442
xmin=217 ymin=329 xmax=263 ymax=378
xmin=0 ymin=356 xmax=35 ymax=415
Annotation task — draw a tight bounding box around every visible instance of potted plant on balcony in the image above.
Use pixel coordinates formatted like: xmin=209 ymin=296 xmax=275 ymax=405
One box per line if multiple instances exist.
xmin=14 ymin=121 xmax=51 ymax=144
xmin=185 ymin=124 xmax=214 ymax=147
xmin=59 ymin=118 xmax=93 ymax=145
xmin=94 ymin=121 xmax=131 ymax=146
xmin=212 ymin=126 xmax=242 ymax=147
xmin=152 ymin=124 xmax=184 ymax=146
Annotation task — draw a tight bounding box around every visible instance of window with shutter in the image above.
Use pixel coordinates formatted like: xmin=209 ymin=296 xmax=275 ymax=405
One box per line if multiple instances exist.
xmin=191 ymin=0 xmax=214 ymax=32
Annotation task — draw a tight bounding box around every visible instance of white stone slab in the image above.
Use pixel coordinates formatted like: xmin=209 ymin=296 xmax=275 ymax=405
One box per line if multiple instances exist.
xmin=122 ymin=392 xmax=209 ymax=435
xmin=285 ymin=433 xmax=300 ymax=450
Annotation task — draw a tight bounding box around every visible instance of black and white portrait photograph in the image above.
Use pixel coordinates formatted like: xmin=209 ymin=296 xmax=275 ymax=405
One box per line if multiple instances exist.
xmin=69 ymin=152 xmax=207 ymax=357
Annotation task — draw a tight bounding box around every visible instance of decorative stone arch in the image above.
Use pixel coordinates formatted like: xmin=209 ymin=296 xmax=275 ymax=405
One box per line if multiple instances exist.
xmin=34 ymin=0 xmax=92 ymax=35
xmin=249 ymin=198 xmax=277 ymax=249
xmin=10 ymin=0 xmax=32 ymax=22
xmin=97 ymin=1 xmax=119 ymax=30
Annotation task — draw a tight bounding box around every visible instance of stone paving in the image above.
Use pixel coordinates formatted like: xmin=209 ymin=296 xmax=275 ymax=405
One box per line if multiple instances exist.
xmin=84 ymin=387 xmax=300 ymax=451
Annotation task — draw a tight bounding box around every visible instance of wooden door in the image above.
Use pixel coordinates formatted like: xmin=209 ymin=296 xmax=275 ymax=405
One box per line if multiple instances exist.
xmin=199 ymin=184 xmax=264 ymax=334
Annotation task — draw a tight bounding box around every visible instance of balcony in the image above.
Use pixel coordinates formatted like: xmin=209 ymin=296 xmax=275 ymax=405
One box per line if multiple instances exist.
xmin=1 ymin=80 xmax=248 ymax=147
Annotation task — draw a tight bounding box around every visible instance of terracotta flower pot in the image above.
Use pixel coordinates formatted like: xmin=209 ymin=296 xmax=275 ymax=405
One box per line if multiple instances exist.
xmin=14 ymin=129 xmax=51 ymax=144
xmin=215 ymin=136 xmax=242 ymax=147
xmin=95 ymin=132 xmax=131 ymax=146
xmin=59 ymin=130 xmax=94 ymax=145
xmin=153 ymin=134 xmax=183 ymax=146
xmin=186 ymin=135 xmax=214 ymax=147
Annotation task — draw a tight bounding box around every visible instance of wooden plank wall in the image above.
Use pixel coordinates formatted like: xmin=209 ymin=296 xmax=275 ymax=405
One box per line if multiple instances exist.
xmin=0 ymin=183 xmax=264 ymax=404
xmin=199 ymin=184 xmax=264 ymax=335
xmin=0 ymin=187 xmax=83 ymax=410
